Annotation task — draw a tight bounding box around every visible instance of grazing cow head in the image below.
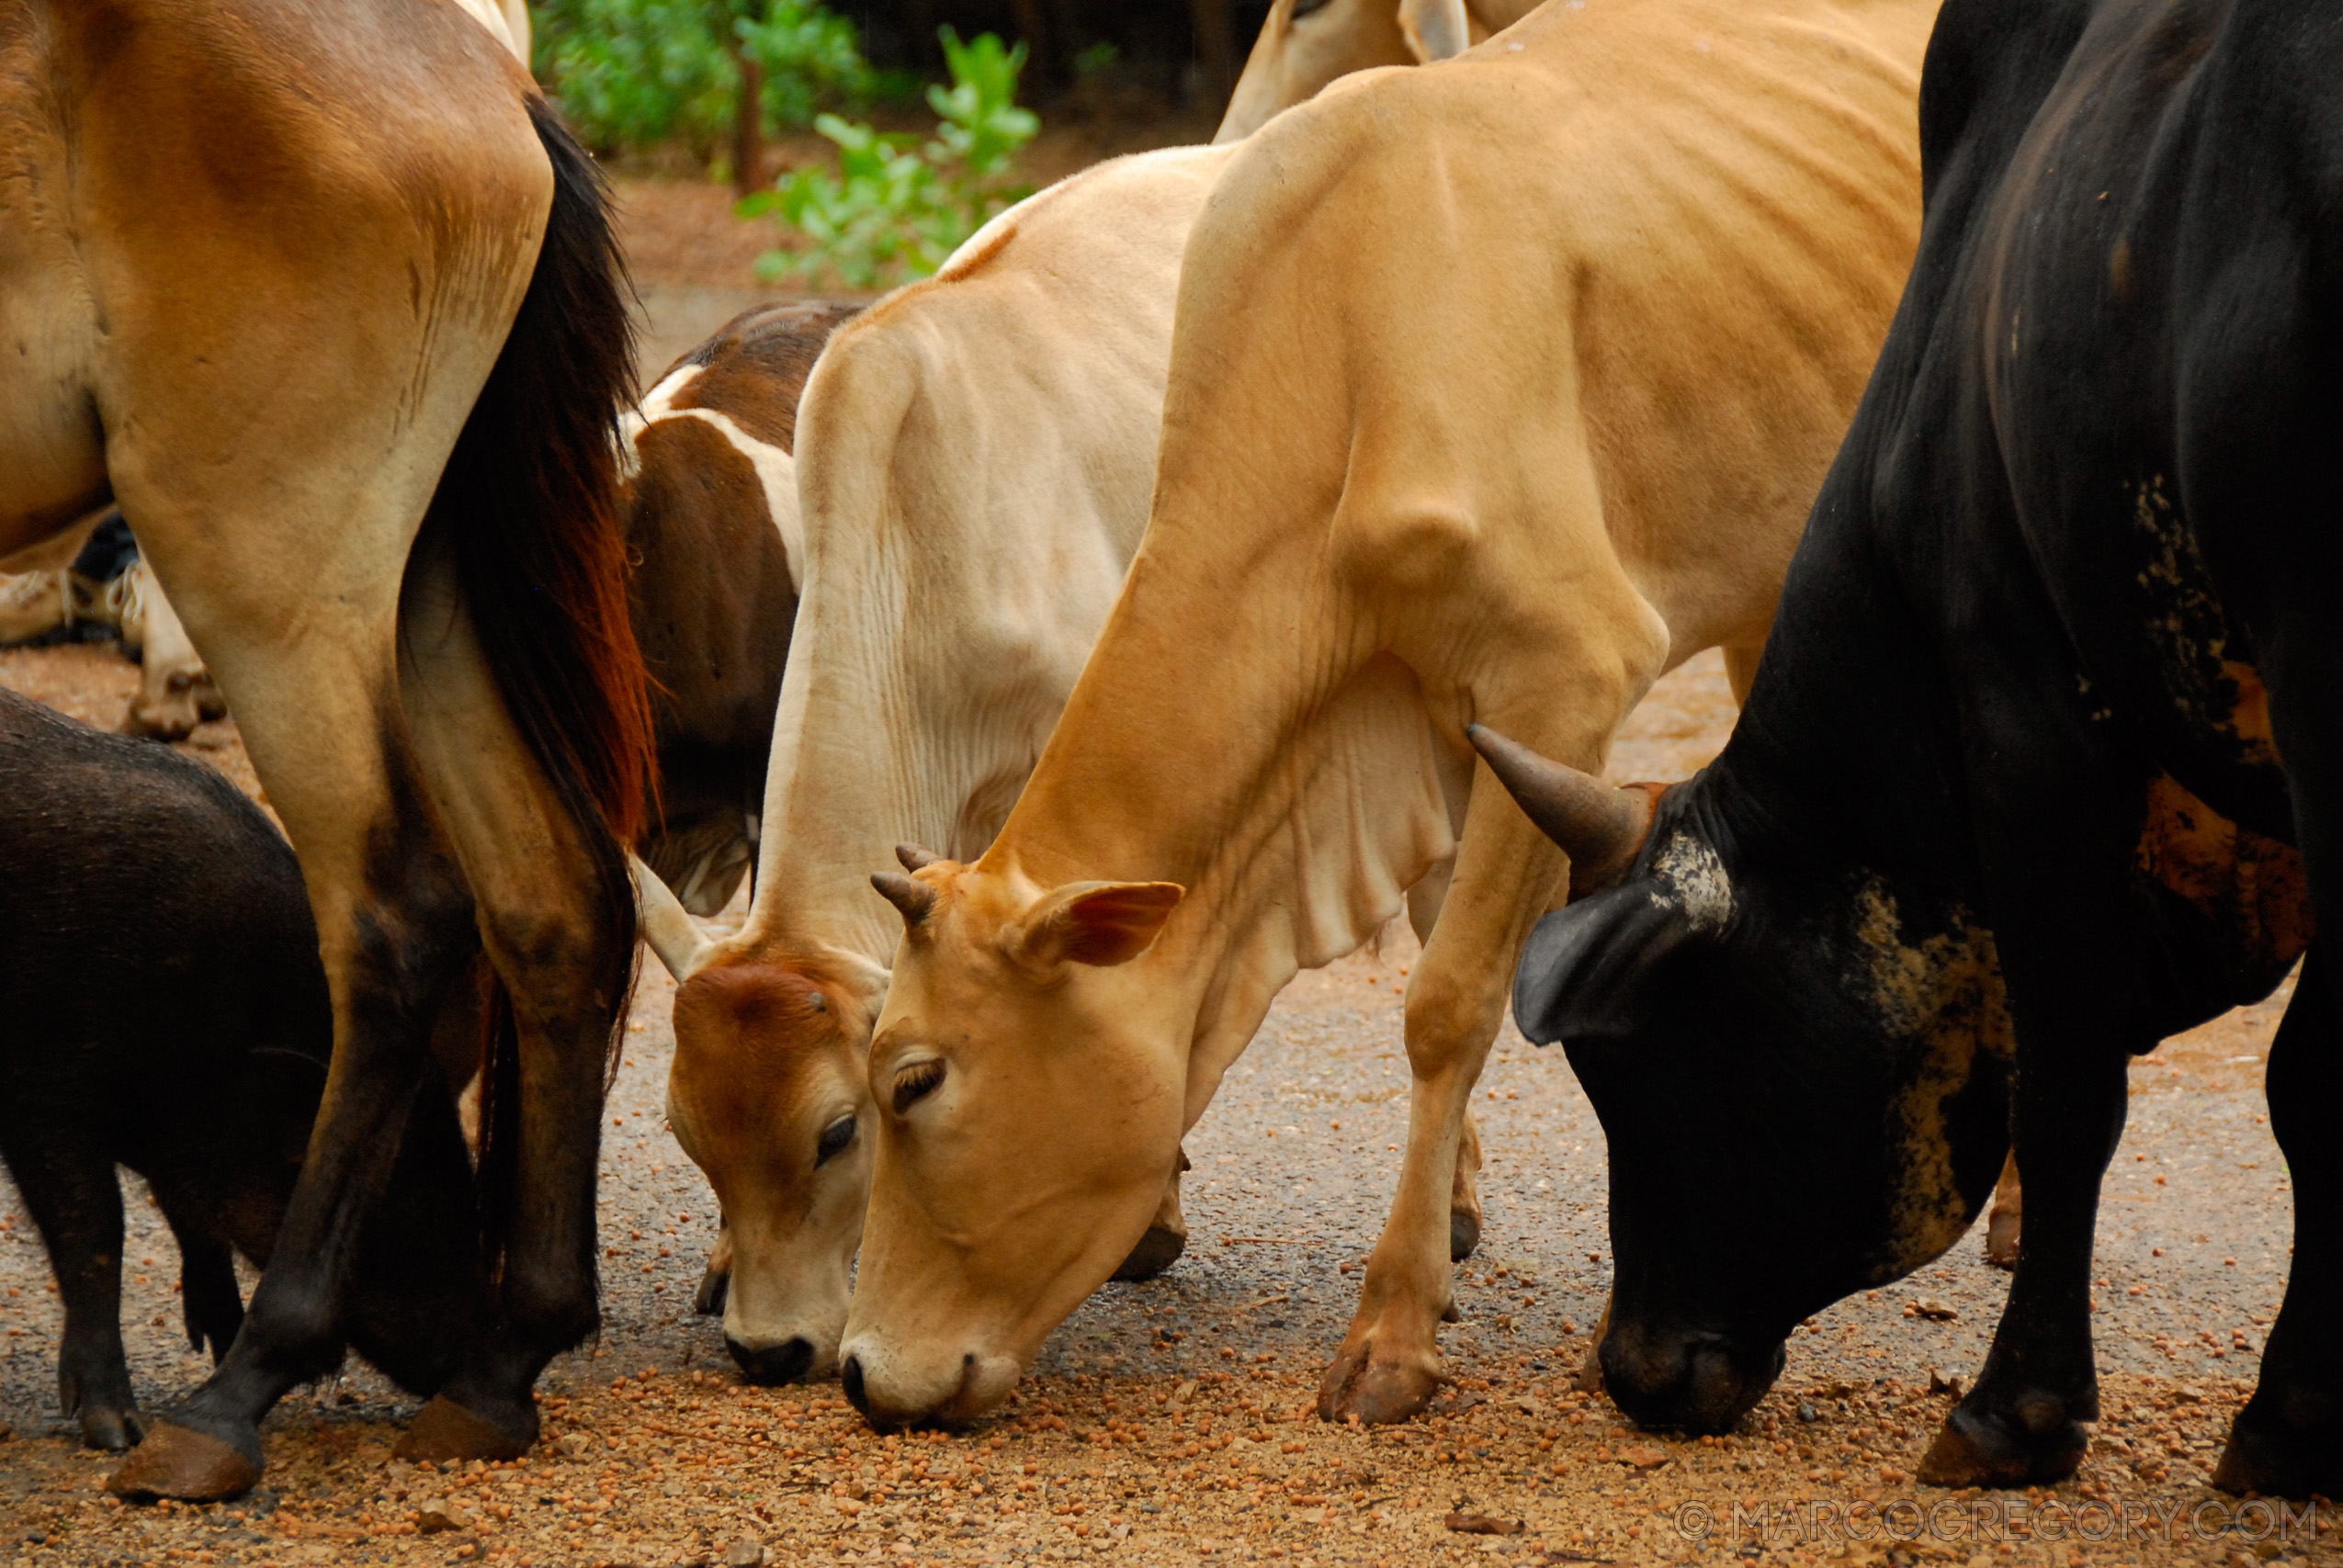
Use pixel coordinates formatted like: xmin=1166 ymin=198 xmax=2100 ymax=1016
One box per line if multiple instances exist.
xmin=1216 ymin=0 xmax=1472 ymax=144
xmin=633 ymin=859 xmax=881 ymax=1384
xmin=1470 ymin=728 xmax=2011 ymax=1435
xmin=837 ymin=851 xmax=1185 ymax=1428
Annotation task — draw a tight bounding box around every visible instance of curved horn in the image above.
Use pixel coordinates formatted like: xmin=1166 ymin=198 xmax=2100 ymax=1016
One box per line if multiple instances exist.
xmin=1467 ymin=724 xmax=1659 ymax=895
xmin=629 ymin=853 xmax=717 ymax=980
xmin=872 ymin=869 xmax=938 ymax=926
xmin=895 ymin=843 xmax=943 ymax=872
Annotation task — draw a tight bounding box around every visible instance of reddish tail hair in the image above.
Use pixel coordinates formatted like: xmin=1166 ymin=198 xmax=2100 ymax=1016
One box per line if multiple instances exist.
xmin=420 ymin=96 xmax=652 ymax=1277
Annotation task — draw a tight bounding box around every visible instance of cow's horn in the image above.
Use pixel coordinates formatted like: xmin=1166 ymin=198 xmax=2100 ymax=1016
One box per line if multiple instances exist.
xmin=896 ymin=843 xmax=943 ymax=872
xmin=1467 ymin=724 xmax=1658 ymax=894
xmin=629 ymin=853 xmax=717 ymax=980
xmin=872 ymin=869 xmax=937 ymax=926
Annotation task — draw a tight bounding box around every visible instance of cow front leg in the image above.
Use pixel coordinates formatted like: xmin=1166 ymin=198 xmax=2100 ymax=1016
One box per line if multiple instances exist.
xmin=1319 ymin=778 xmax=1561 ymax=1424
xmin=1983 ymin=1151 xmax=2021 ymax=1269
xmin=1114 ymin=1147 xmax=1191 ymax=1281
xmin=2213 ymin=949 xmax=2343 ymax=1497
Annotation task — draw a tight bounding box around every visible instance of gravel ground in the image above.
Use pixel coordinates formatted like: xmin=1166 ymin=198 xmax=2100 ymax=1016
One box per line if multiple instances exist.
xmin=4 ymin=647 xmax=2330 ymax=1568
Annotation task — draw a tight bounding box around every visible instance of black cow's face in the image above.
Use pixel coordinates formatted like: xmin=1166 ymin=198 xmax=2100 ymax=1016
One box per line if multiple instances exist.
xmin=1518 ymin=819 xmax=2010 ymax=1435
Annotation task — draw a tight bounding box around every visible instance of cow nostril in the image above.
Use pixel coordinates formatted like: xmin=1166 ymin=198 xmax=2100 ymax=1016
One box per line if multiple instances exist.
xmin=727 ymin=1335 xmax=817 ymax=1386
xmin=842 ymin=1354 xmax=869 ymax=1415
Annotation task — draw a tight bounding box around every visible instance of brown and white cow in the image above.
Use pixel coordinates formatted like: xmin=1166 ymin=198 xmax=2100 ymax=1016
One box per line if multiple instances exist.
xmin=1215 ymin=0 xmax=1543 ymax=143
xmin=837 ymin=0 xmax=1941 ymax=1430
xmin=6 ymin=0 xmax=649 ymax=1499
xmin=622 ymin=301 xmax=862 ymax=917
xmin=629 ymin=142 xmax=1238 ymax=1385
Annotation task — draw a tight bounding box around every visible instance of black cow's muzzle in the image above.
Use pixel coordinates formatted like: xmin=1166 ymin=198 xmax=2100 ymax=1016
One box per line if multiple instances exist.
xmin=1600 ymin=1317 xmax=1784 ymax=1434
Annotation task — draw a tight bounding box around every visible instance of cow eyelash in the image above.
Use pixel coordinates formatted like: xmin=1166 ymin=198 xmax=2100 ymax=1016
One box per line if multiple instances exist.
xmin=816 ymin=1114 xmax=855 ymax=1164
xmin=892 ymin=1060 xmax=945 ymax=1114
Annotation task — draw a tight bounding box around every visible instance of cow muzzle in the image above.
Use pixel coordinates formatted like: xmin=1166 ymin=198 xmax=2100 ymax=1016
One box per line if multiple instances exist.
xmin=1599 ymin=1317 xmax=1784 ymax=1435
xmin=838 ymin=1337 xmax=1022 ymax=1431
xmin=727 ymin=1335 xmax=818 ymax=1385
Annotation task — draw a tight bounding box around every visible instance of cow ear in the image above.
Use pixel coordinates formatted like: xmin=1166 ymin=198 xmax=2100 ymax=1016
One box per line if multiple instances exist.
xmin=1397 ymin=0 xmax=1470 ymax=61
xmin=1006 ymin=881 xmax=1186 ymax=972
xmin=1512 ymin=880 xmax=1708 ymax=1050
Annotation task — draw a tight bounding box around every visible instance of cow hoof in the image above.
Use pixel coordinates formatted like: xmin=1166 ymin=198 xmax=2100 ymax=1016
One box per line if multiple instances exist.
xmin=108 ymin=1422 xmax=263 ymax=1502
xmin=2212 ymin=1404 xmax=2343 ymax=1498
xmin=395 ymin=1395 xmax=536 ymax=1463
xmin=694 ymin=1265 xmax=730 ymax=1316
xmin=1448 ymin=1211 xmax=1481 ymax=1263
xmin=80 ymin=1404 xmax=148 ymax=1452
xmin=1983 ymin=1210 xmax=2020 ymax=1269
xmin=1573 ymin=1340 xmax=1606 ymax=1395
xmin=1918 ymin=1401 xmax=2085 ymax=1488
xmin=1316 ymin=1344 xmax=1440 ymax=1426
xmin=1113 ymin=1224 xmax=1187 ymax=1281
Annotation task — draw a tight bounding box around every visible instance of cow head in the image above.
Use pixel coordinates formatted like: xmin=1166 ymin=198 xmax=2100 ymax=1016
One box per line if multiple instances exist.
xmin=1470 ymin=728 xmax=2010 ymax=1435
xmin=633 ymin=858 xmax=881 ymax=1385
xmin=837 ymin=852 xmax=1186 ymax=1428
xmin=1216 ymin=0 xmax=1472 ymax=144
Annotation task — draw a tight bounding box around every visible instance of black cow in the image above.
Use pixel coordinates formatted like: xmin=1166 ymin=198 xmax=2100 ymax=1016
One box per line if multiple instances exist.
xmin=0 ymin=688 xmax=485 ymax=1450
xmin=1468 ymin=0 xmax=2338 ymax=1499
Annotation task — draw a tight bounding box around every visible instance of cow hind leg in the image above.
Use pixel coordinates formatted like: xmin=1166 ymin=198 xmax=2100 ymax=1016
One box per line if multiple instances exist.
xmin=2213 ymin=947 xmax=2343 ymax=1498
xmin=386 ymin=546 xmax=631 ymax=1463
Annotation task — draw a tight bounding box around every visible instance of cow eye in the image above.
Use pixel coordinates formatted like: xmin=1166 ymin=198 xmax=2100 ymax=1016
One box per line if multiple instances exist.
xmin=815 ymin=1114 xmax=855 ymax=1165
xmin=1292 ymin=0 xmax=1335 ymax=19
xmin=892 ymin=1060 xmax=945 ymax=1114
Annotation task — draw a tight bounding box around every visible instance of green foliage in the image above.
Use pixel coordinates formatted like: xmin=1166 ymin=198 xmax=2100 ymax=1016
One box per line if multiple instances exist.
xmin=743 ymin=28 xmax=1040 ymax=291
xmin=534 ymin=0 xmax=883 ymax=157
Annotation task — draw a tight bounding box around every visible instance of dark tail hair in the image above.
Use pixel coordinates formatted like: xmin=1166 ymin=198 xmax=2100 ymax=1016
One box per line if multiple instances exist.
xmin=419 ymin=96 xmax=653 ymax=1277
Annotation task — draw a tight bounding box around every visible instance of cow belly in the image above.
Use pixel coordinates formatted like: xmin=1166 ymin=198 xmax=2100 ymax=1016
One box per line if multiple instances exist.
xmin=2134 ymin=771 xmax=2311 ymax=1027
xmin=0 ymin=282 xmax=108 ymax=557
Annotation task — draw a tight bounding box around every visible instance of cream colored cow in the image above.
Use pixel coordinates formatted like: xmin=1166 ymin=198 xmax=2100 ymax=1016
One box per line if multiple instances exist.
xmin=1216 ymin=0 xmax=1543 ymax=143
xmin=631 ymin=143 xmax=1237 ymax=1384
xmin=839 ymin=0 xmax=1941 ymax=1430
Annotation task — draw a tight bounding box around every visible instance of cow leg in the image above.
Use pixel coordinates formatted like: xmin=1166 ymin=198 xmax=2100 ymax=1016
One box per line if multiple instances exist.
xmin=385 ymin=544 xmax=628 ymax=1462
xmin=1918 ymin=671 xmax=2137 ymax=1487
xmin=2213 ymin=955 xmax=2343 ymax=1496
xmin=154 ymin=1201 xmax=245 ymax=1364
xmin=1449 ymin=1112 xmax=1483 ymax=1261
xmin=1114 ymin=1147 xmax=1191 ymax=1281
xmin=1983 ymin=1151 xmax=2021 ymax=1269
xmin=1319 ymin=769 xmax=1565 ymax=1424
xmin=7 ymin=1134 xmax=143 ymax=1450
xmin=695 ymin=1220 xmax=733 ymax=1317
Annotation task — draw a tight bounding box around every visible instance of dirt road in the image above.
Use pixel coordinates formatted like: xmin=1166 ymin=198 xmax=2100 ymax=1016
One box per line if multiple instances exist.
xmin=1 ymin=645 xmax=2325 ymax=1566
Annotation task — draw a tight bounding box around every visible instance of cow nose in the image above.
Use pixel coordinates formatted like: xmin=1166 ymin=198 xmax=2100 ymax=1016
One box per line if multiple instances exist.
xmin=727 ymin=1336 xmax=816 ymax=1385
xmin=842 ymin=1354 xmax=870 ymax=1416
xmin=1600 ymin=1321 xmax=1783 ymax=1435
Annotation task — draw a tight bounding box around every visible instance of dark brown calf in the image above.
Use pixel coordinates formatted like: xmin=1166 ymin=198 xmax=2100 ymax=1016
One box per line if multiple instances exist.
xmin=624 ymin=301 xmax=863 ymax=916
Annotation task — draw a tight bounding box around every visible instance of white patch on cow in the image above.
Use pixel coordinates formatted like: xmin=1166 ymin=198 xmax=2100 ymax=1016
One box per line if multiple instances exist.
xmin=619 ymin=365 xmax=804 ymax=591
xmin=617 ymin=362 xmax=707 ymax=479
xmin=1650 ymin=829 xmax=1732 ymax=931
xmin=663 ymin=409 xmax=803 ymax=591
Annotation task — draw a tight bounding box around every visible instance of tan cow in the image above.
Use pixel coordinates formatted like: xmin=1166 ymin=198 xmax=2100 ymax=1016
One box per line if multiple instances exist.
xmin=1215 ymin=0 xmax=1543 ymax=143
xmin=838 ymin=0 xmax=1940 ymax=1430
xmin=630 ymin=142 xmax=1238 ymax=1384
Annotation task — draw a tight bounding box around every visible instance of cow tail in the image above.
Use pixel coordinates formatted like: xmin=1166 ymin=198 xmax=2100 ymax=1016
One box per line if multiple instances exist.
xmin=418 ymin=96 xmax=652 ymax=1280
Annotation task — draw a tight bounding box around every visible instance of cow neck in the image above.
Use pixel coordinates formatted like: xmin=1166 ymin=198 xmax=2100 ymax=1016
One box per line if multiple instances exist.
xmin=979 ymin=537 xmax=1458 ymax=1126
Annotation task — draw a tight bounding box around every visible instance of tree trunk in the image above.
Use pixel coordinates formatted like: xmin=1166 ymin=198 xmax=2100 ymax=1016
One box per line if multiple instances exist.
xmin=731 ymin=48 xmax=765 ymax=197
